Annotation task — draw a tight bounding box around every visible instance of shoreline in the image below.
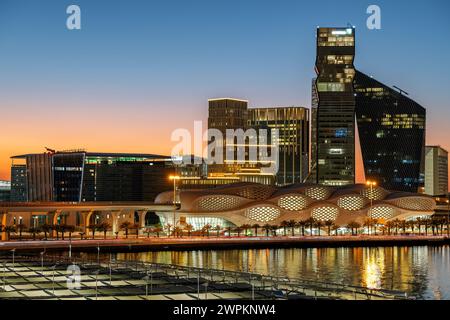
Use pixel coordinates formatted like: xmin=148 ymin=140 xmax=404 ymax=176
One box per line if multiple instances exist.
xmin=0 ymin=235 xmax=449 ymax=253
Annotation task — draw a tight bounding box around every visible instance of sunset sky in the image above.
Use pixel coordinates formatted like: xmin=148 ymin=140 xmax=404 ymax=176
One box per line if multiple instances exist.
xmin=1 ymin=0 xmax=449 ymax=186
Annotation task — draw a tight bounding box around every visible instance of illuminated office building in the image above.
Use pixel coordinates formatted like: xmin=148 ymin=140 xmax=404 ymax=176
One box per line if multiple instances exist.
xmin=248 ymin=107 xmax=309 ymax=185
xmin=312 ymin=27 xmax=426 ymax=193
xmin=313 ymin=27 xmax=356 ymax=186
xmin=354 ymin=71 xmax=426 ymax=192
xmin=11 ymin=151 xmax=177 ymax=202
xmin=208 ymin=98 xmax=309 ymax=185
xmin=424 ymin=146 xmax=448 ymax=196
xmin=10 ymin=163 xmax=27 ymax=202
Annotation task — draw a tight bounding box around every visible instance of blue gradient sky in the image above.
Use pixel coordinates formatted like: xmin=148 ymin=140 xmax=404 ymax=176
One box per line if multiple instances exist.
xmin=1 ymin=0 xmax=449 ymax=182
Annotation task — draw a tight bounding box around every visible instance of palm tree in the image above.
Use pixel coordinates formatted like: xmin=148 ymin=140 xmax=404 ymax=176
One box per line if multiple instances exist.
xmin=96 ymin=222 xmax=111 ymax=239
xmin=53 ymin=224 xmax=61 ymax=240
xmin=252 ymin=224 xmax=260 ymax=237
xmin=280 ymin=221 xmax=288 ymax=236
xmin=214 ymin=225 xmax=222 ymax=237
xmin=386 ymin=221 xmax=394 ymax=235
xmin=346 ymin=221 xmax=361 ymax=236
xmin=59 ymin=224 xmax=68 ymax=240
xmin=144 ymin=228 xmax=152 ymax=238
xmin=120 ymin=221 xmax=132 ymax=238
xmin=17 ymin=223 xmax=27 ymax=240
xmin=234 ymin=226 xmax=243 ymax=237
xmin=41 ymin=224 xmax=52 ymax=240
xmin=241 ymin=224 xmax=251 ymax=236
xmin=66 ymin=225 xmax=75 ymax=240
xmin=372 ymin=218 xmax=379 ymax=235
xmin=88 ymin=224 xmax=97 ymax=239
xmin=262 ymin=224 xmax=271 ymax=237
xmin=288 ymin=220 xmax=296 ymax=236
xmin=324 ymin=220 xmax=334 ymax=236
xmin=153 ymin=226 xmax=162 ymax=238
xmin=4 ymin=225 xmax=16 ymax=241
xmin=305 ymin=217 xmax=316 ymax=236
xmin=185 ymin=224 xmax=193 ymax=237
xmin=271 ymin=225 xmax=278 ymax=237
xmin=203 ymin=224 xmax=211 ymax=237
xmin=165 ymin=223 xmax=173 ymax=237
xmin=296 ymin=220 xmax=306 ymax=237
xmin=392 ymin=219 xmax=401 ymax=235
xmin=415 ymin=218 xmax=423 ymax=235
xmin=424 ymin=218 xmax=430 ymax=236
xmin=315 ymin=220 xmax=324 ymax=236
xmin=173 ymin=226 xmax=182 ymax=238
xmin=131 ymin=223 xmax=140 ymax=238
xmin=226 ymin=226 xmax=232 ymax=237
xmin=363 ymin=218 xmax=372 ymax=235
xmin=332 ymin=224 xmax=340 ymax=236
xmin=28 ymin=227 xmax=41 ymax=240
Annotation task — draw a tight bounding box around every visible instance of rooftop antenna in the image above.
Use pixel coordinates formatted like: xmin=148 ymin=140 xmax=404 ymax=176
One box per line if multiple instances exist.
xmin=393 ymin=85 xmax=409 ymax=96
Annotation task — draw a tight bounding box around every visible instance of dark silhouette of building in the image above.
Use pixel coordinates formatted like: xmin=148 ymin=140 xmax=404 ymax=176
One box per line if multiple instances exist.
xmin=354 ymin=71 xmax=426 ymax=192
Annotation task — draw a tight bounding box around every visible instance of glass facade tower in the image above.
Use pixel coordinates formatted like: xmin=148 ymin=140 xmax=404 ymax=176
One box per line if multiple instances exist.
xmin=248 ymin=107 xmax=309 ymax=185
xmin=314 ymin=27 xmax=356 ymax=186
xmin=354 ymin=71 xmax=426 ymax=192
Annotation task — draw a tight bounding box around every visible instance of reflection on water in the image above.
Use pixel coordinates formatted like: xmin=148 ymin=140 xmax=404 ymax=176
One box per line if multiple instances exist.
xmin=92 ymin=246 xmax=449 ymax=300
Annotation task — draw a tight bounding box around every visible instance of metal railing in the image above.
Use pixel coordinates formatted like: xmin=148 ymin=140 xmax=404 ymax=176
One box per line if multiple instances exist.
xmin=5 ymin=253 xmax=413 ymax=300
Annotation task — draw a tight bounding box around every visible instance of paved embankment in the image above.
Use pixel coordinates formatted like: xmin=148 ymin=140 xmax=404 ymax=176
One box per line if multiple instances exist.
xmin=0 ymin=235 xmax=449 ymax=253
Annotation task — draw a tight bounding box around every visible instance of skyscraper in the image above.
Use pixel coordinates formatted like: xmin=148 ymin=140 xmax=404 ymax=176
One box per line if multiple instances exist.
xmin=424 ymin=146 xmax=448 ymax=196
xmin=207 ymin=98 xmax=249 ymax=174
xmin=354 ymin=71 xmax=426 ymax=192
xmin=207 ymin=98 xmax=310 ymax=185
xmin=311 ymin=27 xmax=426 ymax=193
xmin=313 ymin=27 xmax=356 ymax=186
xmin=248 ymin=107 xmax=309 ymax=185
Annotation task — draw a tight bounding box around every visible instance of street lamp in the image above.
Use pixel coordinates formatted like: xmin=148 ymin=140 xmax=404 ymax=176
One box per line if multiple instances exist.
xmin=169 ymin=175 xmax=181 ymax=229
xmin=446 ymin=198 xmax=449 ymax=237
xmin=11 ymin=249 xmax=15 ymax=271
xmin=366 ymin=180 xmax=377 ymax=235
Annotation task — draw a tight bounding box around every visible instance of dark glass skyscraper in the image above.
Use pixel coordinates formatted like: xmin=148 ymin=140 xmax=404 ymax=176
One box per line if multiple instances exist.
xmin=354 ymin=71 xmax=426 ymax=192
xmin=311 ymin=27 xmax=426 ymax=193
xmin=314 ymin=27 xmax=356 ymax=186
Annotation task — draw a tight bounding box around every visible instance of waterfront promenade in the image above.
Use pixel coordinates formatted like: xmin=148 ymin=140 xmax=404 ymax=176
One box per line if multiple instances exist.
xmin=0 ymin=235 xmax=448 ymax=252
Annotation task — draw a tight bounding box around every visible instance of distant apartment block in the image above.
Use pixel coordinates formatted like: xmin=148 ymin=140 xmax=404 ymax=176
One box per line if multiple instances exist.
xmin=425 ymin=146 xmax=448 ymax=196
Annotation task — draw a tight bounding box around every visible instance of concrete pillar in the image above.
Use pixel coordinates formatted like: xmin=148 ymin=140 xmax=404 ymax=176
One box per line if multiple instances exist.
xmin=139 ymin=210 xmax=148 ymax=229
xmin=84 ymin=210 xmax=95 ymax=234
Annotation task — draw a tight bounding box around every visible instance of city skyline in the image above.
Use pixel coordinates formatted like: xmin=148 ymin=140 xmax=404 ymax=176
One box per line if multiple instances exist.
xmin=1 ymin=0 xmax=450 ymax=188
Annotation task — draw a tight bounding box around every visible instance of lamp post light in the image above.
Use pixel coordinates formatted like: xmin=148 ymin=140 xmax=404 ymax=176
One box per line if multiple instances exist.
xmin=51 ymin=264 xmax=57 ymax=295
xmin=95 ymin=270 xmax=99 ymax=300
xmin=40 ymin=251 xmax=45 ymax=275
xmin=11 ymin=249 xmax=15 ymax=271
xmin=109 ymin=253 xmax=112 ymax=285
xmin=446 ymin=198 xmax=449 ymax=237
xmin=69 ymin=239 xmax=72 ymax=260
xmin=169 ymin=175 xmax=181 ymax=230
xmin=2 ymin=262 xmax=6 ymax=290
xmin=366 ymin=180 xmax=377 ymax=235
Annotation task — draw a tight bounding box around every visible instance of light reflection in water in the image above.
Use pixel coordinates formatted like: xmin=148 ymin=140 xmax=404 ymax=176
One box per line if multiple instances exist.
xmin=83 ymin=245 xmax=450 ymax=300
